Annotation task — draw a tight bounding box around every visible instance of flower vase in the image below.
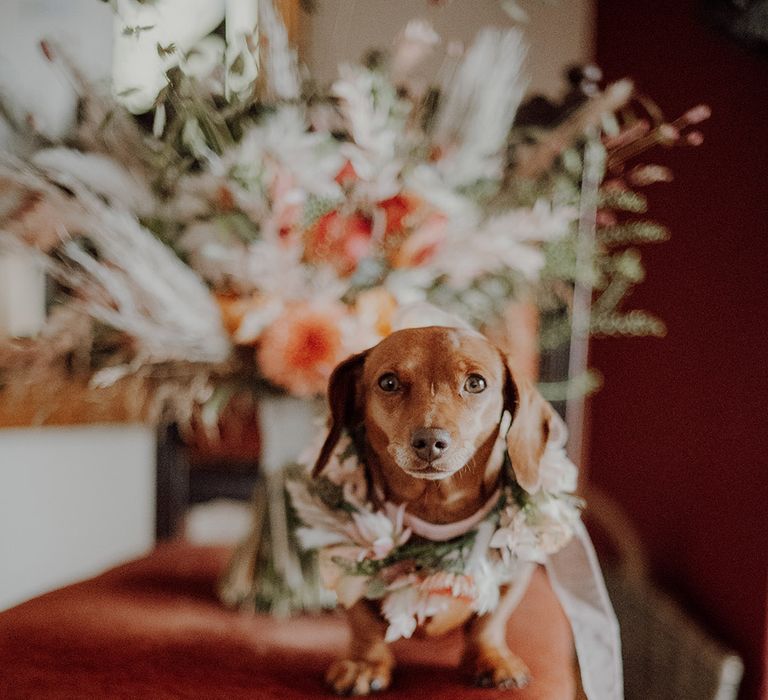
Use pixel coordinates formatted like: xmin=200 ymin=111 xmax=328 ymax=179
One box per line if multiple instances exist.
xmin=218 ymin=392 xmax=334 ymax=615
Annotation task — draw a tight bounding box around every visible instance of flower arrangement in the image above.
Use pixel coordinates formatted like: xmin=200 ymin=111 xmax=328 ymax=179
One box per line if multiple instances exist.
xmin=286 ymin=407 xmax=582 ymax=642
xmin=0 ymin=0 xmax=707 ymax=419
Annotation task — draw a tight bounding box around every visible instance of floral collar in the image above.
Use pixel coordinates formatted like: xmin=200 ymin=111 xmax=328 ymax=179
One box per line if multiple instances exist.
xmin=288 ymin=412 xmax=583 ymax=642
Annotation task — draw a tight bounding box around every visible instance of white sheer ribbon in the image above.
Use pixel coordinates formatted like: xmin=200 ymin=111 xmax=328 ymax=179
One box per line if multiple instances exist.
xmin=545 ymin=520 xmax=624 ymax=700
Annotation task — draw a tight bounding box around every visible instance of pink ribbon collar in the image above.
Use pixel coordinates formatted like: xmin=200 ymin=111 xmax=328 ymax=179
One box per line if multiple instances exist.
xmin=381 ymin=487 xmax=502 ymax=542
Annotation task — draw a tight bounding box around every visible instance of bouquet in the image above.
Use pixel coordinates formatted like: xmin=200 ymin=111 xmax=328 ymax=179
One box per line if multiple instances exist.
xmin=0 ymin=1 xmax=707 ymax=415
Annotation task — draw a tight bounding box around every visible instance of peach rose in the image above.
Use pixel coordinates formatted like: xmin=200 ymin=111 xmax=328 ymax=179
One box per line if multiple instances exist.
xmin=257 ymin=301 xmax=348 ymax=396
xmin=304 ymin=210 xmax=373 ymax=277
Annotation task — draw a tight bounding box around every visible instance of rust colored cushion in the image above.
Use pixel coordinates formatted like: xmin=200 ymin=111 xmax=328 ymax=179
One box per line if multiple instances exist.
xmin=0 ymin=543 xmax=576 ymax=699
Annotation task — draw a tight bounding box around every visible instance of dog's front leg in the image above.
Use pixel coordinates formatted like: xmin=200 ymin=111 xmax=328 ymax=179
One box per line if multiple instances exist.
xmin=461 ymin=565 xmax=534 ymax=689
xmin=326 ymin=599 xmax=395 ymax=695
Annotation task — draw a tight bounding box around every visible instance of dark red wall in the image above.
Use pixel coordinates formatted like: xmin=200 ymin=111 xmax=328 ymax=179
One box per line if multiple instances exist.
xmin=591 ymin=2 xmax=768 ymax=698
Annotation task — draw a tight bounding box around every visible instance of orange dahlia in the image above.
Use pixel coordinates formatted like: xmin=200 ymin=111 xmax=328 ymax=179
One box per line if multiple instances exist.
xmin=257 ymin=301 xmax=348 ymax=396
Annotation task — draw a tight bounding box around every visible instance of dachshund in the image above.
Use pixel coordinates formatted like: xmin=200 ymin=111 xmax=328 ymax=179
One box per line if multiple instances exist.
xmin=311 ymin=325 xmax=562 ymax=695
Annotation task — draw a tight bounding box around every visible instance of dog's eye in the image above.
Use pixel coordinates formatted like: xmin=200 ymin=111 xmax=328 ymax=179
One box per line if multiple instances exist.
xmin=378 ymin=373 xmax=401 ymax=392
xmin=464 ymin=374 xmax=487 ymax=393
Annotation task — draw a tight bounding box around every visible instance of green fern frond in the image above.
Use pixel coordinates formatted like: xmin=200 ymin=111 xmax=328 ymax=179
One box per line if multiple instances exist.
xmin=599 ymin=221 xmax=669 ymax=246
xmin=591 ymin=310 xmax=666 ymax=337
xmin=609 ymin=248 xmax=646 ymax=283
xmin=598 ymin=189 xmax=648 ymax=213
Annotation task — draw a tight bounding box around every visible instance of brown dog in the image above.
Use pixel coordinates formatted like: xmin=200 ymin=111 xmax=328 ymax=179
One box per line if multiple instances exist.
xmin=312 ymin=325 xmax=561 ymax=695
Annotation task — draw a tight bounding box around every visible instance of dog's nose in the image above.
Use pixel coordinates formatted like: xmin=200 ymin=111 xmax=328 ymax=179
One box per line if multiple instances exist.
xmin=410 ymin=428 xmax=451 ymax=462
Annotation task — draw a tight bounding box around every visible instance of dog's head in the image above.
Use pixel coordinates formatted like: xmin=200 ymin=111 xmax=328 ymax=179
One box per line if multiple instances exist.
xmin=312 ymin=325 xmax=559 ymax=494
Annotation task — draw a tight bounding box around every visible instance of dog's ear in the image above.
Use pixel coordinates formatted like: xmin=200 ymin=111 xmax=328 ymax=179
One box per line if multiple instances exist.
xmin=502 ymin=358 xmax=560 ymax=493
xmin=312 ymin=350 xmax=368 ymax=478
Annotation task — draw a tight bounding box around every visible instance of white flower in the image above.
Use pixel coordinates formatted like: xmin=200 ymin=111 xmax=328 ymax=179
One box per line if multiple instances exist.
xmin=527 ymin=494 xmax=580 ymax=554
xmin=52 ymin=187 xmax=231 ymax=366
xmin=432 ymin=29 xmax=528 ymax=187
xmin=467 ymin=557 xmax=501 ymax=615
xmin=490 ymin=503 xmax=544 ymax=563
xmin=351 ymin=504 xmax=411 ymax=560
xmin=224 ymin=0 xmax=259 ymax=101
xmin=404 ymin=164 xmax=479 ymax=225
xmin=333 ymin=67 xmax=398 ymax=166
xmin=261 ymin=108 xmax=344 ymax=199
xmin=287 ymin=472 xmax=410 ymax=561
xmin=332 ymin=66 xmax=406 ymax=200
xmin=112 ymin=0 xmax=225 ymax=113
xmin=226 ymin=108 xmax=343 ymax=201
xmin=491 ymin=487 xmax=580 ymax=565
xmin=429 ymin=202 xmax=577 ymax=287
xmin=258 ymin=0 xmax=300 ymax=100
xmin=286 ymin=480 xmax=352 ymax=550
xmin=382 ymin=572 xmax=483 ymax=642
xmin=382 ymin=585 xmax=420 ymax=642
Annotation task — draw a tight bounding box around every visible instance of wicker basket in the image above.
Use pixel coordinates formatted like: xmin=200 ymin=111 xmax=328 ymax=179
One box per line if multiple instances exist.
xmin=587 ymin=488 xmax=744 ymax=700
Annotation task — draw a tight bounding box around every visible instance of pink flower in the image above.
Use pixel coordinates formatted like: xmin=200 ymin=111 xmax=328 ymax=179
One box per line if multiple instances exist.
xmin=304 ymin=210 xmax=373 ymax=277
xmin=257 ymin=301 xmax=348 ymax=396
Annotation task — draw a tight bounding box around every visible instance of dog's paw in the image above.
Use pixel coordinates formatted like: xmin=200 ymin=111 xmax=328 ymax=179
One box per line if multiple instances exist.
xmin=325 ymin=658 xmax=393 ymax=696
xmin=463 ymin=649 xmax=531 ymax=690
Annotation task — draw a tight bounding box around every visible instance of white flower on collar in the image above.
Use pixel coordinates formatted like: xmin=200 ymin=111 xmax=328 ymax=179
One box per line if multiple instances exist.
xmin=351 ymin=505 xmax=411 ymax=561
xmin=286 ymin=478 xmax=410 ymax=560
